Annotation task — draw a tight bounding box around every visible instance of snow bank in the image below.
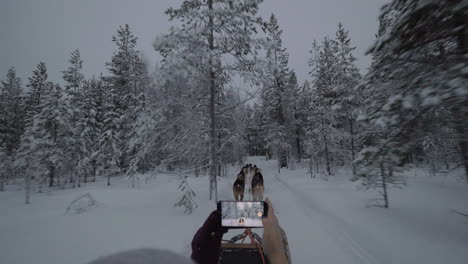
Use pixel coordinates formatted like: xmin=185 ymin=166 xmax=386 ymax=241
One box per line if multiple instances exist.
xmin=0 ymin=158 xmax=467 ymax=264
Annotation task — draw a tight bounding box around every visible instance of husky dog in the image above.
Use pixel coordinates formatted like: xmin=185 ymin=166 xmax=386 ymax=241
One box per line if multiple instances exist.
xmin=233 ymin=179 xmax=245 ymax=201
xmin=242 ymin=165 xmax=249 ymax=176
xmin=233 ymin=170 xmax=246 ymax=201
xmin=251 ymin=170 xmax=264 ymax=201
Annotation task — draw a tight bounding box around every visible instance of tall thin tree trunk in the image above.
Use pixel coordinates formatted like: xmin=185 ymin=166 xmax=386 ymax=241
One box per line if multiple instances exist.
xmin=70 ymin=169 xmax=74 ymax=184
xmin=57 ymin=169 xmax=61 ymax=188
xmin=107 ymin=172 xmax=110 ymax=186
xmin=380 ymin=162 xmax=389 ymax=208
xmin=208 ymin=0 xmax=217 ymax=201
xmin=49 ymin=166 xmax=54 ymax=187
xmin=451 ymin=106 xmax=468 ymax=182
xmin=92 ymin=160 xmax=97 ymax=182
xmin=457 ymin=22 xmax=468 ymax=182
xmin=25 ymin=172 xmax=31 ymax=204
xmin=309 ymin=155 xmax=314 ymax=178
xmin=456 ymin=123 xmax=468 ymax=182
xmin=323 ymin=132 xmax=331 ymax=176
xmin=277 ymin=149 xmax=281 ymax=174
xmin=77 ymin=168 xmax=81 ymax=188
xmin=295 ymin=128 xmax=301 ymax=162
xmin=349 ymin=118 xmax=356 ymax=176
xmin=0 ymin=178 xmax=4 ymax=192
xmin=315 ymin=156 xmax=319 ymax=174
xmin=254 ymin=132 xmax=258 ymax=156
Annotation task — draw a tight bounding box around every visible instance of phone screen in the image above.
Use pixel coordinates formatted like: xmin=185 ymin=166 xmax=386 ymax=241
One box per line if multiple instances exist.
xmin=220 ymin=201 xmax=265 ymax=228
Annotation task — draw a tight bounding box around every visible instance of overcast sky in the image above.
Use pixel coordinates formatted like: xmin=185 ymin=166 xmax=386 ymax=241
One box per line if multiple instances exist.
xmin=1 ymin=0 xmax=387 ymax=86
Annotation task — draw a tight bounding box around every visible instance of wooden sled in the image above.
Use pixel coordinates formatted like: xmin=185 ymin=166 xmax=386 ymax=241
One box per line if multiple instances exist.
xmin=219 ymin=228 xmax=269 ymax=264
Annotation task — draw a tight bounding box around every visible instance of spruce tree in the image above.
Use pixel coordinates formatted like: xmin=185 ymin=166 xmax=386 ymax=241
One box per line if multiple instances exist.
xmin=156 ymin=0 xmax=263 ymax=200
xmin=358 ymin=0 xmax=468 ymax=186
xmin=25 ymin=62 xmax=48 ymax=119
xmin=308 ymin=37 xmax=340 ymax=176
xmin=334 ymin=23 xmax=362 ymax=175
xmin=62 ymin=49 xmax=85 ymax=186
xmin=0 ymin=142 xmax=11 ymax=191
xmin=17 ymin=82 xmax=70 ymax=200
xmin=97 ymin=79 xmax=122 ymax=186
xmin=16 ymin=63 xmax=49 ymax=203
xmin=105 ymin=24 xmax=145 ymax=173
xmin=32 ymin=83 xmax=70 ymax=187
xmin=0 ymin=67 xmax=24 ymax=156
xmin=78 ymin=78 xmax=105 ymax=183
xmin=259 ymin=14 xmax=293 ymax=171
xmin=62 ymin=49 xmax=84 ymax=98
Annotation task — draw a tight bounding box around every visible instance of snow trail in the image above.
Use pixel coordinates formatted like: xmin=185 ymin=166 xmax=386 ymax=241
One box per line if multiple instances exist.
xmin=240 ymin=156 xmax=379 ymax=264
xmin=272 ymin=172 xmax=379 ymax=264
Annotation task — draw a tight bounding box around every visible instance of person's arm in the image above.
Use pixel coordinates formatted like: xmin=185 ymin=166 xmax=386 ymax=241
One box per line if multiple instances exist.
xmin=262 ymin=199 xmax=289 ymax=264
xmin=191 ymin=210 xmax=228 ymax=264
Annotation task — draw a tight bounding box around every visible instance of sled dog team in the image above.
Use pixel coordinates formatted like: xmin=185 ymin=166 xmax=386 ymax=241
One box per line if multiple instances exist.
xmin=233 ymin=164 xmax=264 ymax=201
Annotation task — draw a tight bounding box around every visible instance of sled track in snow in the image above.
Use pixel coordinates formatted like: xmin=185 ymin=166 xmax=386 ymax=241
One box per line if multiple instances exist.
xmin=273 ymin=174 xmax=380 ymax=264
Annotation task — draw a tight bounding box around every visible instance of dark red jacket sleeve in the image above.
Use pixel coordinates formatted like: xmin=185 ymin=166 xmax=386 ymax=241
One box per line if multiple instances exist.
xmin=191 ymin=210 xmax=227 ymax=264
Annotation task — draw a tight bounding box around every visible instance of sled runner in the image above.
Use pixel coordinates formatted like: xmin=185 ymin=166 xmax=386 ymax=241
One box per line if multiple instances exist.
xmin=219 ymin=228 xmax=269 ymax=264
xmin=219 ymin=227 xmax=291 ymax=264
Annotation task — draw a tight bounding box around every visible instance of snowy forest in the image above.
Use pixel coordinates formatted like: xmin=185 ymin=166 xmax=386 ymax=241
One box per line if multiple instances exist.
xmin=0 ymin=0 xmax=467 ymax=210
xmin=1 ymin=1 xmax=467 ymax=263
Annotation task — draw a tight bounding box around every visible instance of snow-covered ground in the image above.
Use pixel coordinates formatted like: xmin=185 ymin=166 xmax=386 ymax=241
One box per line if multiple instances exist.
xmin=1 ymin=157 xmax=467 ymax=264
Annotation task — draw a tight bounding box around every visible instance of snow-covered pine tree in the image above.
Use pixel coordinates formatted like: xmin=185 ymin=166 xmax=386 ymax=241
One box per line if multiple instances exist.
xmin=29 ymin=83 xmax=70 ymax=188
xmin=334 ymin=23 xmax=362 ymax=175
xmin=97 ymin=78 xmax=122 ymax=186
xmin=243 ymin=104 xmax=256 ymax=156
xmin=62 ymin=49 xmax=84 ymax=99
xmin=106 ymin=24 xmax=142 ymax=109
xmin=304 ymin=25 xmax=361 ymax=177
xmin=306 ymin=37 xmax=341 ymax=176
xmin=243 ymin=102 xmax=266 ymax=157
xmin=355 ymin=145 xmax=405 ymax=208
xmin=151 ymin=47 xmax=211 ymax=174
xmin=126 ymin=106 xmax=161 ymax=187
xmin=156 ymin=0 xmax=264 ymax=200
xmin=259 ymin=14 xmax=293 ymax=171
xmin=0 ymin=142 xmax=11 ymax=191
xmin=216 ymin=86 xmax=250 ymax=172
xmin=62 ymin=49 xmax=85 ymax=187
xmin=25 ymin=62 xmax=48 ymax=120
xmin=359 ymin=0 xmax=468 ymax=182
xmin=251 ymin=103 xmax=267 ymax=157
xmin=0 ymin=68 xmax=25 ymax=189
xmin=16 ymin=81 xmax=70 ymax=201
xmin=174 ymin=176 xmax=197 ymax=215
xmin=105 ymin=24 xmax=145 ymax=173
xmin=78 ymin=78 xmax=105 ymax=183
xmin=353 ymin=6 xmax=407 ymax=206
xmin=0 ymin=67 xmax=25 ymax=158
xmin=16 ymin=63 xmax=49 ymax=203
xmin=287 ymin=71 xmax=306 ymax=163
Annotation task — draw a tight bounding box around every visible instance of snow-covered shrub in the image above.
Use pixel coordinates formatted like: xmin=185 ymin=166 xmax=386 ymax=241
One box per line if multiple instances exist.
xmin=174 ymin=176 xmax=197 ymax=215
xmin=66 ymin=192 xmax=98 ymax=214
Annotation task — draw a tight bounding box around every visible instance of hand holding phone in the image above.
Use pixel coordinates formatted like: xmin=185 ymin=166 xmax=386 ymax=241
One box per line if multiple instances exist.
xmin=217 ymin=201 xmax=268 ymax=228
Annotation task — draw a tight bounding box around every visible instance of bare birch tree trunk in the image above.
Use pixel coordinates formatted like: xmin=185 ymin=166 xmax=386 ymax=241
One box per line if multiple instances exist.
xmin=208 ymin=0 xmax=217 ymax=201
xmin=349 ymin=118 xmax=356 ymax=176
xmin=323 ymin=133 xmax=331 ymax=176
xmin=380 ymin=162 xmax=389 ymax=208
xmin=309 ymin=155 xmax=314 ymax=178
xmin=25 ymin=172 xmax=31 ymax=204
